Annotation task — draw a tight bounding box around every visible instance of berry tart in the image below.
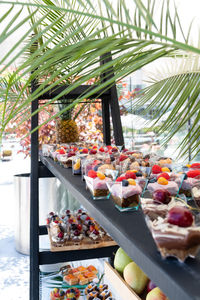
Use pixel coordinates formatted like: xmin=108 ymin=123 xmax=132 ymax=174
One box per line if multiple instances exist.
xmin=50 ymin=288 xmax=66 ymax=300
xmin=84 ymin=170 xmax=111 ymax=199
xmin=108 ymin=176 xmax=142 ymax=208
xmin=66 ymin=287 xmax=81 ymax=299
xmin=147 ymin=206 xmax=200 ymax=261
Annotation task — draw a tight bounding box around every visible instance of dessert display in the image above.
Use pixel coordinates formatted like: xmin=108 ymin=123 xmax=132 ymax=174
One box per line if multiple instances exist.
xmin=47 ymin=210 xmax=116 ymax=250
xmin=147 ymin=175 xmax=179 ymax=196
xmin=108 ymin=176 xmax=142 ymax=208
xmin=84 ymin=170 xmax=111 ymax=199
xmin=85 ymin=283 xmax=113 ymax=300
xmin=63 ymin=265 xmax=98 ymax=286
xmin=146 ymin=206 xmax=200 ymax=261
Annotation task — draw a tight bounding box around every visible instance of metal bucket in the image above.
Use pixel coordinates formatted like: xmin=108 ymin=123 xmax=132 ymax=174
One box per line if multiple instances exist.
xmin=14 ymin=173 xmax=80 ymax=255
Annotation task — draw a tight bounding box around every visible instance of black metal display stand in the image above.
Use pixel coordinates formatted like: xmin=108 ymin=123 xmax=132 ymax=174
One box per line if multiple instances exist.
xmin=30 ymin=53 xmax=123 ymax=300
xmin=30 ymin=53 xmax=200 ymax=300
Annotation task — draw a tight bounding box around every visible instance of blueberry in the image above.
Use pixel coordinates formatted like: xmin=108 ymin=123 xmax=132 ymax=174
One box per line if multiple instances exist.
xmin=183 ymin=166 xmax=189 ymax=172
xmin=93 ymin=165 xmax=99 ymax=171
xmin=136 ymin=172 xmax=142 ymax=177
xmin=149 ymin=177 xmax=157 ymax=183
xmin=122 ymin=180 xmax=129 ymax=186
xmin=60 ymin=290 xmax=65 ymax=296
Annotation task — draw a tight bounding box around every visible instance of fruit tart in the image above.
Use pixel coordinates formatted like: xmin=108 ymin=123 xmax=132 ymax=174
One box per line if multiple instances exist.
xmin=50 ymin=288 xmax=66 ymax=300
xmin=84 ymin=170 xmax=111 ymax=199
xmin=147 ymin=206 xmax=200 ymax=262
xmin=66 ymin=287 xmax=81 ymax=299
xmin=107 ymin=176 xmax=142 ymax=208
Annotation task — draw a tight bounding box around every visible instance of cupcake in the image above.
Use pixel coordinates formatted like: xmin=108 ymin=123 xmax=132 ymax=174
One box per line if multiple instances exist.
xmin=147 ymin=206 xmax=200 ymax=262
xmin=108 ymin=176 xmax=142 ymax=208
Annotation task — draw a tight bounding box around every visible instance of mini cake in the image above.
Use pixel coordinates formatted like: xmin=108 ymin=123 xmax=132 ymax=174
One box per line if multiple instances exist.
xmin=85 ymin=170 xmax=111 ymax=198
xmin=178 ymin=170 xmax=200 ymax=197
xmin=147 ymin=206 xmax=200 ymax=262
xmin=109 ymin=177 xmax=142 ymax=208
xmin=50 ymin=288 xmax=65 ymax=300
xmin=85 ymin=283 xmax=112 ymax=300
xmin=60 ymin=151 xmax=76 ymax=168
xmin=147 ymin=176 xmax=179 ymax=196
xmin=141 ymin=190 xmax=186 ymax=220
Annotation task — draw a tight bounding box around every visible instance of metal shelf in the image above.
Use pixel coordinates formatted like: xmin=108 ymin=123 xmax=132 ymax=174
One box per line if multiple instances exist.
xmin=40 ymin=155 xmax=200 ymax=300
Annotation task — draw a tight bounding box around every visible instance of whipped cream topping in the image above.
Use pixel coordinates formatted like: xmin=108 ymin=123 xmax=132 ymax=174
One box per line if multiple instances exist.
xmin=110 ymin=183 xmax=142 ymax=198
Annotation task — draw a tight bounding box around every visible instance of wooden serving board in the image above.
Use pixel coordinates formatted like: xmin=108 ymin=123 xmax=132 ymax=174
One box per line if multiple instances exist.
xmin=104 ymin=261 xmax=144 ymax=300
xmin=47 ymin=228 xmax=117 ymax=252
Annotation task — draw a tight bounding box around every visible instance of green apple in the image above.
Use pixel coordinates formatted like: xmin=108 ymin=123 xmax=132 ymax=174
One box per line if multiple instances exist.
xmin=114 ymin=247 xmax=132 ymax=273
xmin=123 ymin=261 xmax=149 ymax=295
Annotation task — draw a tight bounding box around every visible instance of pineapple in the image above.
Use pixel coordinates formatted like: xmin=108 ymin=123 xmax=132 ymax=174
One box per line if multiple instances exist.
xmin=56 ymin=100 xmax=79 ymax=144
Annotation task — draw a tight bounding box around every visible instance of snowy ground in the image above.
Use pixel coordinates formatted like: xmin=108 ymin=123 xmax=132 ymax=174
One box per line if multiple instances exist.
xmin=0 ymin=153 xmax=30 ymax=300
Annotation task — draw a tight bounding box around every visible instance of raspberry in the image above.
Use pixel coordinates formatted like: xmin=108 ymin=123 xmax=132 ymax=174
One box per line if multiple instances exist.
xmin=152 ymin=165 xmax=162 ymax=174
xmin=59 ymin=149 xmax=65 ymax=154
xmin=88 ymin=170 xmax=97 ymax=178
xmin=82 ymin=148 xmax=88 ymax=154
xmin=187 ymin=170 xmax=200 ymax=178
xmin=157 ymin=172 xmax=170 ymax=180
xmin=119 ymin=155 xmax=128 ymax=162
xmin=99 ymin=147 xmax=105 ymax=152
xmin=157 ymin=177 xmax=168 ymax=185
xmin=58 ymin=231 xmax=64 ymax=238
xmin=125 ymin=171 xmax=136 ymax=179
xmin=190 ymin=163 xmax=200 ymax=169
xmin=89 ymin=149 xmax=97 ymax=155
xmin=116 ymin=176 xmax=126 ymax=182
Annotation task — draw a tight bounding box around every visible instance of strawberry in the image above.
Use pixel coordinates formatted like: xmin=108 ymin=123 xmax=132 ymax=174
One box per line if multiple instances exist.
xmin=187 ymin=170 xmax=200 ymax=178
xmin=157 ymin=172 xmax=170 ymax=180
xmin=119 ymin=155 xmax=128 ymax=162
xmin=125 ymin=171 xmax=136 ymax=179
xmin=116 ymin=176 xmax=126 ymax=182
xmin=88 ymin=170 xmax=97 ymax=178
xmin=152 ymin=165 xmax=162 ymax=174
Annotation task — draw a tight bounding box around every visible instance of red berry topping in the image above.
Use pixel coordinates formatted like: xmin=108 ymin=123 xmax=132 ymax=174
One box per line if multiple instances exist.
xmin=106 ymin=145 xmax=112 ymax=150
xmin=46 ymin=219 xmax=50 ymax=225
xmin=49 ymin=212 xmax=54 ymax=216
xmin=167 ymin=206 xmax=193 ymax=227
xmin=78 ymin=209 xmax=82 ymax=213
xmin=187 ymin=170 xmax=200 ymax=178
xmin=86 ymin=216 xmax=91 ymax=220
xmin=66 ymin=209 xmax=70 ymax=214
xmin=99 ymin=147 xmax=105 ymax=152
xmin=82 ymin=148 xmax=88 ymax=154
xmin=68 ymin=218 xmax=74 ymax=224
xmin=59 ymin=149 xmax=65 ymax=154
xmin=116 ymin=176 xmax=126 ymax=182
xmin=88 ymin=170 xmax=97 ymax=178
xmin=125 ymin=171 xmax=136 ymax=179
xmin=122 ymin=148 xmax=129 ymax=152
xmin=54 ymin=220 xmax=59 ymax=224
xmin=119 ymin=155 xmax=128 ymax=162
xmin=58 ymin=232 xmax=64 ymax=238
xmin=190 ymin=163 xmax=200 ymax=169
xmin=73 ymin=147 xmax=78 ymax=151
xmin=153 ymin=189 xmax=171 ymax=204
xmin=152 ymin=165 xmax=162 ymax=174
xmin=89 ymin=149 xmax=97 ymax=155
xmin=157 ymin=172 xmax=170 ymax=180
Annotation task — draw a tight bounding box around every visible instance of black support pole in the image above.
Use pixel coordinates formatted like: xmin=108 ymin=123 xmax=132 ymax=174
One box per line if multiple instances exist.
xmin=30 ymin=36 xmax=40 ymax=300
xmin=100 ymin=52 xmax=124 ymax=146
